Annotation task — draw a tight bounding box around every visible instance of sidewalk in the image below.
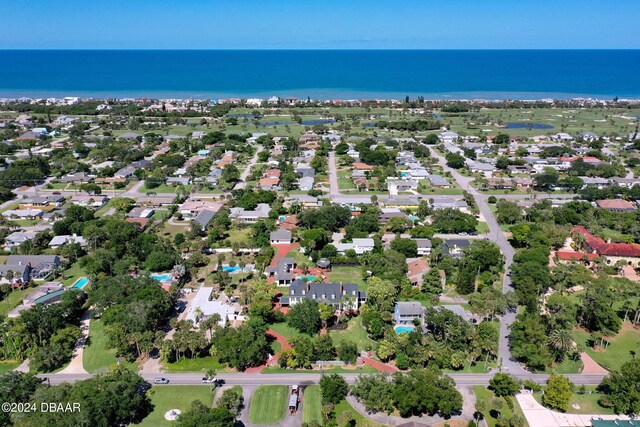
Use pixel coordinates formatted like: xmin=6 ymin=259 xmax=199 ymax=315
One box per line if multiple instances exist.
xmin=515 ymin=393 xmax=629 ymax=427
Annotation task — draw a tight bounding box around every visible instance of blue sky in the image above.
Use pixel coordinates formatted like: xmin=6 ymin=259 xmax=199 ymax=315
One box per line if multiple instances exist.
xmin=1 ymin=0 xmax=639 ymax=49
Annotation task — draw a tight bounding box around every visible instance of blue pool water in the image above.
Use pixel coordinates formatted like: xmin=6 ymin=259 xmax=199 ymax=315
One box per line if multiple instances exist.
xmin=395 ymin=326 xmax=416 ymax=334
xmin=299 ymin=275 xmax=317 ymax=281
xmin=222 ymin=265 xmax=242 ymax=273
xmin=151 ymin=273 xmax=172 ymax=281
xmin=71 ymin=277 xmax=89 ymax=289
xmin=408 ymin=215 xmax=420 ymax=221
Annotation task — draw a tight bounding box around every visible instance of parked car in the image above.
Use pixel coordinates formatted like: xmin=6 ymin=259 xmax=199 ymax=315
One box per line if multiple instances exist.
xmin=154 ymin=377 xmax=169 ymax=384
xmin=52 ymin=191 xmax=61 ymax=195
xmin=201 ymin=377 xmax=214 ymax=384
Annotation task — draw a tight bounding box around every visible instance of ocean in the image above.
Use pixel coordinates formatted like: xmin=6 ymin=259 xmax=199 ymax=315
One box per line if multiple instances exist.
xmin=0 ymin=50 xmax=639 ymax=100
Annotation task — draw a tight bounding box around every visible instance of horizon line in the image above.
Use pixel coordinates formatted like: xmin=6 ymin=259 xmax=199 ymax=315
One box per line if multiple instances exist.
xmin=1 ymin=48 xmax=640 ymax=51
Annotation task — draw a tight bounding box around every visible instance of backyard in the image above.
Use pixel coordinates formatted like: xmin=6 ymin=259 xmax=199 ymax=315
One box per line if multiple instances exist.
xmin=0 ymin=288 xmax=31 ymax=317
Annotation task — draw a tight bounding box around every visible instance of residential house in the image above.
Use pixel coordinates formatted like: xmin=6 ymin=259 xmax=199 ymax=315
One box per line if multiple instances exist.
xmin=60 ymin=172 xmax=93 ymax=183
xmin=298 ymin=176 xmax=314 ymax=191
xmin=441 ymin=239 xmax=471 ymax=258
xmin=48 ymin=234 xmax=87 ymax=249
xmin=6 ymin=255 xmax=60 ymax=280
xmin=2 ymin=209 xmax=43 ymax=220
xmin=258 ymin=177 xmax=280 ymax=190
xmin=185 ymin=287 xmax=242 ymax=326
xmin=5 ymin=231 xmax=38 ymax=247
xmin=395 ymin=301 xmax=424 ymax=324
xmin=114 ymin=166 xmax=136 ymax=179
xmin=229 ymin=203 xmax=271 ymax=223
xmin=7 ymin=282 xmax=65 ymax=318
xmin=70 ymin=195 xmax=108 ymax=208
xmin=572 ymin=226 xmax=640 ymax=266
xmin=178 ymin=200 xmax=222 ymax=219
xmin=596 ymin=199 xmax=636 ymax=212
xmin=468 ymin=162 xmax=498 ymax=176
xmin=427 ymin=175 xmax=450 ymax=188
xmin=193 ymin=210 xmax=217 ymax=229
xmin=379 ymin=207 xmax=408 ymax=223
xmin=335 ymin=238 xmax=375 ymax=255
xmin=388 ymin=180 xmax=418 ymax=193
xmin=439 ymin=132 xmax=459 ymax=143
xmin=406 ymin=258 xmax=430 ymax=287
xmin=282 ymin=279 xmax=367 ymax=310
xmin=431 ymin=197 xmax=467 ymax=210
xmin=270 ymin=228 xmax=292 ymax=245
xmin=266 ymin=257 xmax=297 ymax=286
xmin=414 ymin=239 xmax=432 ymax=256
xmin=383 ymin=196 xmax=420 ymax=209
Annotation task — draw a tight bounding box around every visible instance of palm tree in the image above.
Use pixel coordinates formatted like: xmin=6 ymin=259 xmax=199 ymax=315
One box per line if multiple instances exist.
xmin=548 ymin=329 xmax=574 ymax=356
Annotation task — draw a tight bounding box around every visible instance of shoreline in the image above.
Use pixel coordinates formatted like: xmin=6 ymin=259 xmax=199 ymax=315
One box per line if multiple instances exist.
xmin=0 ymin=89 xmax=637 ymax=102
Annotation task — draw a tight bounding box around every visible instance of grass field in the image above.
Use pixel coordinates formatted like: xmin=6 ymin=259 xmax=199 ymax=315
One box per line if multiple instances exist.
xmin=225 ymin=228 xmax=252 ymax=245
xmin=0 ymin=288 xmax=31 ymax=317
xmin=334 ymin=398 xmax=383 ymax=427
xmin=269 ymin=321 xmax=304 ymax=340
xmin=532 ymin=385 xmax=614 ymax=415
xmin=0 ymin=360 xmax=19 ymax=373
xmin=248 ymin=385 xmax=288 ymax=424
xmin=476 ymin=221 xmax=490 ymax=234
xmin=573 ymin=323 xmax=640 ymax=371
xmin=163 ymin=355 xmax=225 ymax=373
xmin=474 ymin=386 xmax=529 ymax=427
xmin=303 ymin=385 xmax=322 ymax=424
xmin=136 ymin=385 xmax=214 ymax=427
xmin=83 ymin=319 xmax=136 ymax=374
xmin=330 ymin=316 xmax=378 ymax=352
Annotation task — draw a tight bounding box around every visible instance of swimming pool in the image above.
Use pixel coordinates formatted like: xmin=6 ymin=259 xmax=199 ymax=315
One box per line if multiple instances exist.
xmin=395 ymin=325 xmax=416 ymax=334
xmin=151 ymin=273 xmax=172 ymax=281
xmin=298 ymin=275 xmax=317 ymax=281
xmin=222 ymin=265 xmax=242 ymax=273
xmin=408 ymin=215 xmax=420 ymax=222
xmin=71 ymin=277 xmax=89 ymax=289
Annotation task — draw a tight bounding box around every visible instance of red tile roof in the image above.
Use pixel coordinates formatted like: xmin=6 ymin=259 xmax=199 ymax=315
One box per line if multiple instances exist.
xmin=572 ymin=226 xmax=640 ymax=258
xmin=556 ymin=250 xmax=600 ymax=262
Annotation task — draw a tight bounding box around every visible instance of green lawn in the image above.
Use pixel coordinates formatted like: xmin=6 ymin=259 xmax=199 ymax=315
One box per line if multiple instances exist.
xmin=532 ymin=386 xmax=614 ymax=415
xmin=303 ymin=385 xmax=322 ymax=424
xmin=338 ymin=177 xmax=356 ymax=189
xmin=0 ymin=288 xmax=31 ymax=317
xmin=61 ymin=261 xmax=88 ymax=286
xmin=0 ymin=360 xmax=19 ymax=373
xmin=163 ymin=356 xmax=225 ymax=373
xmin=269 ymin=322 xmax=305 ymax=340
xmin=474 ymin=386 xmax=528 ymax=427
xmin=226 ymin=228 xmax=252 ymax=245
xmin=330 ymin=316 xmax=378 ymax=352
xmin=83 ymin=319 xmax=136 ymax=374
xmin=476 ymin=221 xmax=490 ymax=234
xmin=328 ymin=266 xmax=366 ymax=288
xmin=573 ymin=324 xmax=640 ymax=371
xmin=284 ymin=248 xmax=311 ymax=266
xmin=135 ymin=385 xmax=214 ymax=427
xmin=334 ymin=398 xmax=383 ymax=427
xmin=248 ymin=385 xmax=288 ymax=424
xmin=141 ymin=183 xmax=191 ymax=194
xmin=551 ymin=357 xmax=583 ymax=374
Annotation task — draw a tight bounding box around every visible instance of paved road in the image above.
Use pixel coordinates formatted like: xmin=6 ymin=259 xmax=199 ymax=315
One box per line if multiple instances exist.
xmin=234 ymin=145 xmax=263 ymax=190
xmin=41 ymin=372 xmax=607 ymax=387
xmin=428 ymin=147 xmax=524 ymax=374
xmin=328 ymin=150 xmax=342 ymax=196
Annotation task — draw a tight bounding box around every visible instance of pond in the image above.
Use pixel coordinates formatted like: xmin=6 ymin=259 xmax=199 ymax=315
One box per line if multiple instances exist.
xmin=506 ymin=122 xmax=554 ymax=129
